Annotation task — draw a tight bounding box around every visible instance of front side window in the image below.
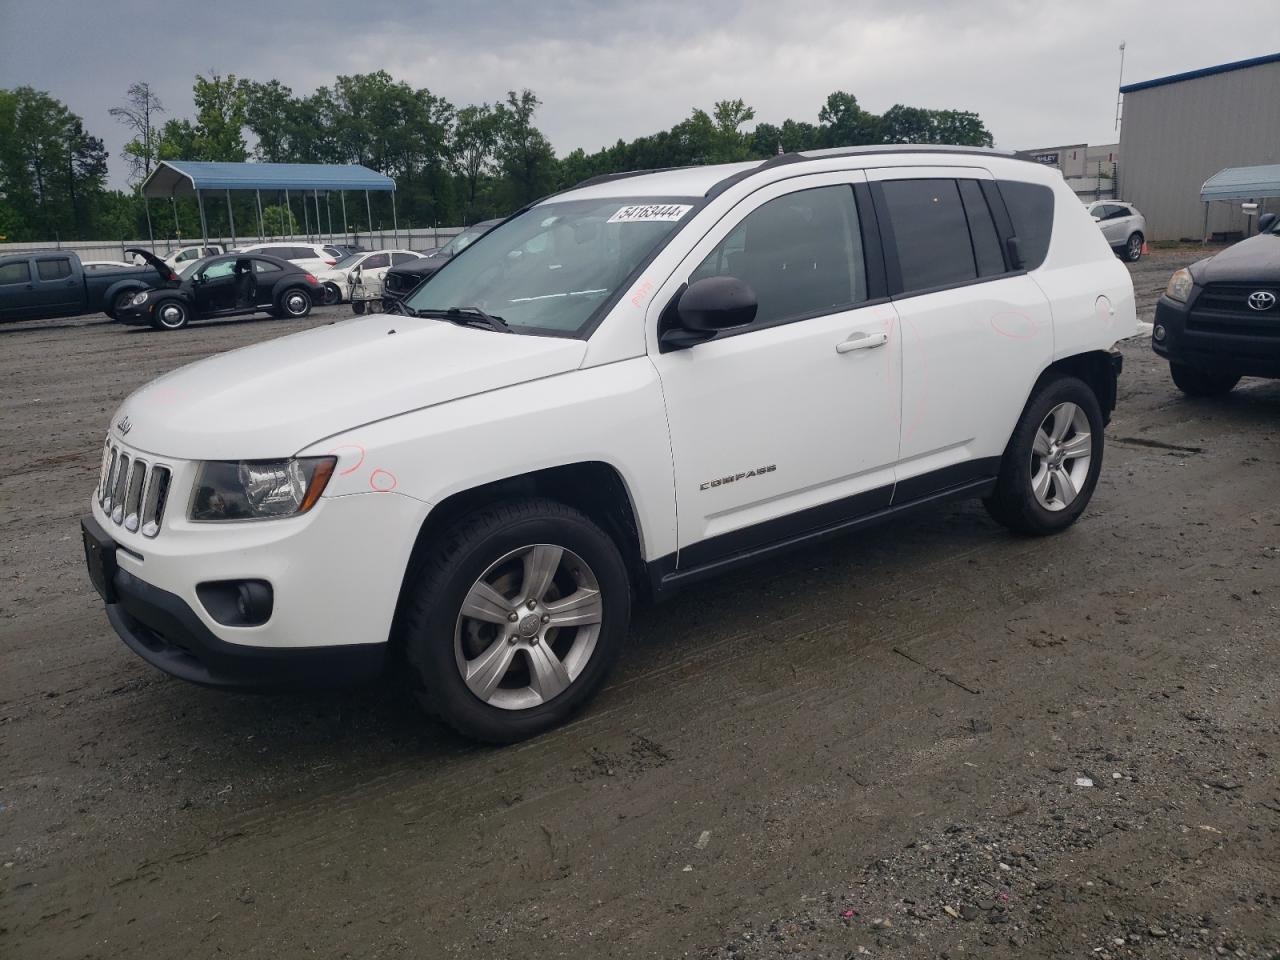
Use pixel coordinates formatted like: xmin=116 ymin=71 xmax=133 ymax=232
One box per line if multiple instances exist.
xmin=406 ymin=197 xmax=696 ymax=336
xmin=37 ymin=258 xmax=73 ymax=280
xmin=690 ymin=184 xmax=866 ymax=327
xmin=0 ymin=261 xmax=31 ymax=284
xmin=201 ymin=260 xmax=237 ymax=280
xmin=881 ymin=179 xmax=979 ymax=293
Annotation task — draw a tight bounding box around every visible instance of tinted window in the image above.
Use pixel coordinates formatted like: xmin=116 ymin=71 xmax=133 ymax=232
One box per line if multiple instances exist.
xmin=363 ymin=253 xmax=390 ymax=269
xmin=323 ymin=246 xmax=342 ymax=258
xmin=37 ymin=258 xmax=73 ymax=280
xmin=1107 ymin=205 xmax=1131 ymax=220
xmin=691 ymin=184 xmax=866 ymax=327
xmin=0 ymin=261 xmax=31 ymax=284
xmin=881 ymin=179 xmax=977 ymax=292
xmin=391 ymin=252 xmax=416 ymax=265
xmin=998 ymin=180 xmax=1055 ymax=270
xmin=957 ymin=180 xmax=1006 ymax=277
xmin=252 ymin=259 xmax=282 ymax=273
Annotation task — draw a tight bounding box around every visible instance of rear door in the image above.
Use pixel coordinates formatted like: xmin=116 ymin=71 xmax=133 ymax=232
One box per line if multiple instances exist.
xmin=31 ymin=256 xmax=81 ymax=317
xmin=0 ymin=259 xmax=35 ymax=321
xmin=866 ymin=167 xmax=1053 ymax=497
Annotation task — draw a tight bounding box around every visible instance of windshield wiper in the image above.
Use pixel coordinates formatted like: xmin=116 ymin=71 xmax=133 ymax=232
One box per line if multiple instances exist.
xmin=419 ymin=305 xmax=512 ymax=333
xmin=386 ymin=299 xmax=417 ymax=317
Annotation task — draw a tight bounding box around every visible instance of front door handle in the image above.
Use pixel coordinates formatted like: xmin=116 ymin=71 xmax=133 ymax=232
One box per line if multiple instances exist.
xmin=836 ymin=331 xmax=888 ymax=354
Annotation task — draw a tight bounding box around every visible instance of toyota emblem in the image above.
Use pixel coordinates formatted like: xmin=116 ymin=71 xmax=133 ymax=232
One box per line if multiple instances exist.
xmin=1247 ymin=290 xmax=1277 ymax=311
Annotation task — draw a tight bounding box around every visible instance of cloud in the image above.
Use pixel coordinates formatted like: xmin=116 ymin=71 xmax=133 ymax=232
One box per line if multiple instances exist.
xmin=1 ymin=0 xmax=1276 ymax=191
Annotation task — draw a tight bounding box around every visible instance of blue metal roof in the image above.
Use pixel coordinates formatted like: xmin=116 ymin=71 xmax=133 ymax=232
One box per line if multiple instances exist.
xmin=1201 ymin=164 xmax=1280 ymax=202
xmin=142 ymin=161 xmax=395 ymax=197
xmin=1120 ymin=51 xmax=1280 ymax=93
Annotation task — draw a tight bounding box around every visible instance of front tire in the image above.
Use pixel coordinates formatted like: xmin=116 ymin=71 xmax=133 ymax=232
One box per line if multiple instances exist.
xmin=279 ymin=287 xmax=312 ymax=318
xmin=322 ymin=282 xmax=342 ymax=306
xmin=1170 ymin=362 xmax=1239 ymax=397
xmin=1123 ymin=232 xmax=1144 ymax=262
xmin=400 ymin=498 xmax=631 ymax=743
xmin=150 ymin=299 xmax=189 ymax=331
xmin=984 ymin=376 xmax=1104 ymax=536
xmin=110 ymin=289 xmax=136 ymax=319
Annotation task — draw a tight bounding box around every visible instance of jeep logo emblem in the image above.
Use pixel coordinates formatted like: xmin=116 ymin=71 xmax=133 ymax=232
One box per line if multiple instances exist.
xmin=1247 ymin=290 xmax=1277 ymax=311
xmin=116 ymin=416 xmax=132 ymax=435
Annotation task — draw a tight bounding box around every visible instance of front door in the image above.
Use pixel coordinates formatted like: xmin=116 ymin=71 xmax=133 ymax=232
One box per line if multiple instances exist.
xmin=194 ymin=259 xmax=238 ymax=313
xmin=647 ymin=173 xmax=902 ymax=567
xmin=0 ymin=259 xmax=35 ymax=321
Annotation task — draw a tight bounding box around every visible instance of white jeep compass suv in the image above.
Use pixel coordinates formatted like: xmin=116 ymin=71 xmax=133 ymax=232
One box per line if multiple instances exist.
xmin=82 ymin=146 xmax=1136 ymax=742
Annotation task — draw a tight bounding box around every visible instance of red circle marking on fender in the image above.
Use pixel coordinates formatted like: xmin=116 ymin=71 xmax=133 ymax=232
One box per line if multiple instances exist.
xmin=326 ymin=444 xmax=366 ymax=477
xmin=369 ymin=468 xmax=397 ymax=492
xmin=989 ymin=311 xmax=1037 ymax=340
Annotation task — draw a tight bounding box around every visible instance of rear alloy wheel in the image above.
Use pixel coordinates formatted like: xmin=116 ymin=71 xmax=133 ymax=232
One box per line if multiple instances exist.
xmin=151 ymin=299 xmax=189 ymax=331
xmin=1124 ymin=232 xmax=1143 ymax=262
xmin=280 ymin=288 xmax=312 ymax=318
xmin=984 ymin=376 xmax=1104 ymax=536
xmin=401 ymin=498 xmax=630 ymax=743
xmin=322 ymin=282 xmax=342 ymax=306
xmin=1170 ymin=362 xmax=1240 ymax=397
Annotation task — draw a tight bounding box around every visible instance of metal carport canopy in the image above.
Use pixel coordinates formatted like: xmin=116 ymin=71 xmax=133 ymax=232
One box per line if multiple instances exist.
xmin=140 ymin=161 xmax=395 ymax=197
xmin=1200 ymin=164 xmax=1280 ymax=202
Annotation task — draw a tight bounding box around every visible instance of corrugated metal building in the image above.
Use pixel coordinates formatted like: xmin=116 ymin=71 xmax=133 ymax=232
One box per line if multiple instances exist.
xmin=1118 ymin=52 xmax=1280 ymax=241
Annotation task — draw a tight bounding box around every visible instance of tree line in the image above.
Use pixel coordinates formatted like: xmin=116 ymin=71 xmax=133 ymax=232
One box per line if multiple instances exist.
xmin=0 ymin=72 xmax=993 ymax=244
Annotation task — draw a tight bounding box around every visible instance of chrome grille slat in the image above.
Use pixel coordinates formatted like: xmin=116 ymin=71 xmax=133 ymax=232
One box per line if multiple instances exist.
xmin=99 ymin=442 xmax=171 ymax=538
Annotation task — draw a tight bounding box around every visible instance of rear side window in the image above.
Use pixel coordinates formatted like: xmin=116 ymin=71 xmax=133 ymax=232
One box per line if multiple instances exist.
xmin=0 ymin=261 xmax=31 ymax=284
xmin=691 ymin=184 xmax=867 ymax=328
xmin=363 ymin=253 xmax=390 ymax=269
xmin=957 ymin=180 xmax=1006 ymax=277
xmin=323 ymin=246 xmax=342 ymax=258
xmin=37 ymin=258 xmax=73 ymax=280
xmin=880 ymin=179 xmax=977 ymax=292
xmin=391 ymin=252 xmax=416 ymax=265
xmin=252 ymin=259 xmax=281 ymax=273
xmin=997 ymin=180 xmax=1054 ymax=271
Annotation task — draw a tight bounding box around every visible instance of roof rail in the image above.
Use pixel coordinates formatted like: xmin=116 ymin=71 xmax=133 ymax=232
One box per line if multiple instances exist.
xmin=705 ymin=144 xmax=1025 ymax=198
xmin=569 ymin=165 xmax=694 ymax=190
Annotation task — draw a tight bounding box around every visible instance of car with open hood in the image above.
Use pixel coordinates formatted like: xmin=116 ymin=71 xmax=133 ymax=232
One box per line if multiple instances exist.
xmin=1152 ymin=212 xmax=1280 ymax=395
xmin=82 ymin=146 xmax=1134 ymax=742
xmin=114 ymin=250 xmax=324 ymax=330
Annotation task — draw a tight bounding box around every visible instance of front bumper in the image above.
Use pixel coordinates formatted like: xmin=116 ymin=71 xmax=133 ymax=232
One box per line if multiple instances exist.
xmin=1153 ymin=294 xmax=1280 ymax=378
xmin=83 ymin=515 xmax=385 ymax=689
xmin=114 ymin=303 xmax=151 ymax=326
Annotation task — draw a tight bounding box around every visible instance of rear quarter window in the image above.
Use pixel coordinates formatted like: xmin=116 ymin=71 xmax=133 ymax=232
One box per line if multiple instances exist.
xmin=37 ymin=258 xmax=73 ymax=280
xmin=997 ymin=180 xmax=1055 ymax=270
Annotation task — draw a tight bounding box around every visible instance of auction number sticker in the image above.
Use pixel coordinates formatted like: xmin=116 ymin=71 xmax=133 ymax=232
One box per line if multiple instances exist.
xmin=607 ymin=204 xmax=693 ymax=224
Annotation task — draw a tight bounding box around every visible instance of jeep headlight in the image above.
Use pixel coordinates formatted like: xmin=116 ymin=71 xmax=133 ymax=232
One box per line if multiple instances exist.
xmin=190 ymin=457 xmax=336 ymax=521
xmin=131 ymin=291 xmax=150 ymax=305
xmin=1165 ymin=268 xmax=1194 ymax=303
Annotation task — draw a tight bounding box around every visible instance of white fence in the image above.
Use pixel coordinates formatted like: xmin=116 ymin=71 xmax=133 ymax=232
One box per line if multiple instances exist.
xmin=0 ymin=227 xmax=464 ymax=262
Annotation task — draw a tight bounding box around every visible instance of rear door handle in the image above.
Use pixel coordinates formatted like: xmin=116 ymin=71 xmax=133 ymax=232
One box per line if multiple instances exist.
xmin=836 ymin=331 xmax=888 ymax=354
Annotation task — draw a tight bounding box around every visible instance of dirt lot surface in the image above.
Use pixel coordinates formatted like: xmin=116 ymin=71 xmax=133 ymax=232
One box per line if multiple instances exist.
xmin=2 ymin=251 xmax=1278 ymax=959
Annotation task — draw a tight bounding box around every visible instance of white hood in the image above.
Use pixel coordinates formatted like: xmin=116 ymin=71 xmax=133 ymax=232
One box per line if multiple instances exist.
xmin=114 ymin=316 xmax=587 ymax=460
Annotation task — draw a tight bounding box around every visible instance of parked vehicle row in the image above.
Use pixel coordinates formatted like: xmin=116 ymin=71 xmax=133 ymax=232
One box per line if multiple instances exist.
xmin=82 ymin=146 xmax=1136 ymax=743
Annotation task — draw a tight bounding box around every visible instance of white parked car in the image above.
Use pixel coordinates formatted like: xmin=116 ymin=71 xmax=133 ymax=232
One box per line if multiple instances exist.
xmin=234 ymin=241 xmax=344 ymax=274
xmin=163 ymin=244 xmax=225 ymax=270
xmin=82 ymin=146 xmax=1136 ymax=742
xmin=1084 ymin=200 xmax=1147 ymax=262
xmin=316 ymin=249 xmax=426 ymax=304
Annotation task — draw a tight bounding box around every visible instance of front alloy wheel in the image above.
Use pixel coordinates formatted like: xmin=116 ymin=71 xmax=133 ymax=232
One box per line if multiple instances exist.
xmin=1124 ymin=233 xmax=1143 ymax=262
xmin=455 ymin=544 xmax=603 ymax=710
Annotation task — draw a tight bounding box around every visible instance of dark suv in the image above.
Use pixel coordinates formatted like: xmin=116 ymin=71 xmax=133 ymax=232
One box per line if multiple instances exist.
xmin=1153 ymin=212 xmax=1280 ymax=395
xmin=381 ymin=218 xmax=502 ymax=306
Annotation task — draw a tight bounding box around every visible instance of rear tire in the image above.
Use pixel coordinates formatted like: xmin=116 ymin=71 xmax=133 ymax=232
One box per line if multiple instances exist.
xmin=399 ymin=498 xmax=630 ymax=743
xmin=983 ymin=376 xmax=1104 ymax=536
xmin=1170 ymin=362 xmax=1239 ymax=397
xmin=322 ymin=282 xmax=342 ymax=306
xmin=1123 ymin=232 xmax=1144 ymax=262
xmin=279 ymin=287 xmax=312 ymax=318
xmin=351 ymin=300 xmax=367 ymax=315
xmin=150 ymin=299 xmax=189 ymax=331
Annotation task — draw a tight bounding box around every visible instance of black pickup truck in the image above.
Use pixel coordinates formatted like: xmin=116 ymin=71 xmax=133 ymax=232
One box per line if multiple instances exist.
xmin=0 ymin=249 xmax=168 ymax=324
xmin=1153 ymin=212 xmax=1280 ymax=395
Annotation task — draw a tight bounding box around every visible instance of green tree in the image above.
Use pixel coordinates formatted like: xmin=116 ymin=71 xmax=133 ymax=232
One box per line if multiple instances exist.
xmin=818 ymin=91 xmax=881 ymax=147
xmin=493 ymin=89 xmax=557 ymax=207
xmin=879 ymin=104 xmax=992 ymax=146
xmin=452 ymin=103 xmax=498 ymax=218
xmin=260 ymin=203 xmax=298 ymax=236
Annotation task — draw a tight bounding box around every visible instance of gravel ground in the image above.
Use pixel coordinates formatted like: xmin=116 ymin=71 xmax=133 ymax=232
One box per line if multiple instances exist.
xmin=1 ymin=251 xmax=1277 ymax=959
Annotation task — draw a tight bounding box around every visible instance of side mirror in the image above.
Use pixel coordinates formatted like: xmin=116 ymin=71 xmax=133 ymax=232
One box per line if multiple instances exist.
xmin=1091 ymin=215 xmax=1102 ymax=222
xmin=1258 ymin=213 xmax=1277 ymax=233
xmin=660 ymin=276 xmax=758 ymax=351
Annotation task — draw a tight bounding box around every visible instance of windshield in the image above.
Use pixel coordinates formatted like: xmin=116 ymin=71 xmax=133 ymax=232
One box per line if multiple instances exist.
xmin=332 ymin=253 xmax=363 ymax=270
xmin=435 ymin=223 xmax=492 ymax=257
xmin=177 ymin=258 xmax=207 ymax=279
xmin=405 ymin=198 xmax=697 ymax=336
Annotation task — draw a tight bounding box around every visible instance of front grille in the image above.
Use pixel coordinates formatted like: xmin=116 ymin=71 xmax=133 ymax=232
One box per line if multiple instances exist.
xmin=98 ymin=441 xmax=171 ymax=538
xmin=1188 ymin=282 xmax=1280 ymax=337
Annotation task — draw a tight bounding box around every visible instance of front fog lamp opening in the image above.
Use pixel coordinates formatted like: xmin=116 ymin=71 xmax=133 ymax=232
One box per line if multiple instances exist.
xmin=190 ymin=456 xmax=336 ymax=522
xmin=1153 ymin=324 xmax=1167 ymax=342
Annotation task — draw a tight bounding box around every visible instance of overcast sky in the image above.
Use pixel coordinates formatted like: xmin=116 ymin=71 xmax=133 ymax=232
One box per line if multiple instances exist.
xmin=2 ymin=0 xmax=1275 ymax=189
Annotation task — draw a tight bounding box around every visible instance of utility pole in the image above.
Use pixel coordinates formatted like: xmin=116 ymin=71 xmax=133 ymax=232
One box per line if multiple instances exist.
xmin=1114 ymin=41 xmax=1127 ymax=132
